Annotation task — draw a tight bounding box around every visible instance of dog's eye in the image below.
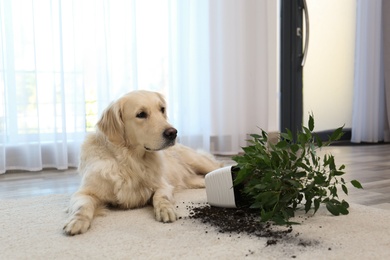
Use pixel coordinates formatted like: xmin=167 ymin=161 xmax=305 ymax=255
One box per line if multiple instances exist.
xmin=136 ymin=111 xmax=147 ymax=119
xmin=160 ymin=107 xmax=165 ymax=114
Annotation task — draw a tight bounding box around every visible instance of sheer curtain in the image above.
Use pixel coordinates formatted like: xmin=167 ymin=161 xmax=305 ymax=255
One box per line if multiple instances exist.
xmin=383 ymin=0 xmax=390 ymax=142
xmin=0 ymin=0 xmax=279 ymax=173
xmin=352 ymin=0 xmax=390 ymax=143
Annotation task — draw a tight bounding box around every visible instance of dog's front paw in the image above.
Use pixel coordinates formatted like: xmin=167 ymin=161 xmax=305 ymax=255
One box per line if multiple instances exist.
xmin=63 ymin=217 xmax=91 ymax=236
xmin=154 ymin=202 xmax=177 ymax=223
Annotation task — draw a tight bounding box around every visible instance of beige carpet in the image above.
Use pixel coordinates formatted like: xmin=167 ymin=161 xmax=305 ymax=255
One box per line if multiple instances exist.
xmin=1 ymin=189 xmax=390 ymax=260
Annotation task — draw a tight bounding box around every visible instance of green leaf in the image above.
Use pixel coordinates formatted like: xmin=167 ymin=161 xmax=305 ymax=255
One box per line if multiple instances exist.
xmin=298 ymin=132 xmax=308 ymax=145
xmin=290 ymin=144 xmax=299 ymax=153
xmin=286 ymin=128 xmax=293 ymax=141
xmin=242 ymin=146 xmax=256 ymax=154
xmin=351 ymin=180 xmax=363 ymax=189
xmin=260 ymin=209 xmax=274 ymax=222
xmin=314 ymin=133 xmax=323 ymax=147
xmin=280 ymin=132 xmax=291 ymax=142
xmin=304 ymin=199 xmax=312 ymax=213
xmin=329 ymin=125 xmax=345 ymax=142
xmin=233 ymin=168 xmax=250 ymax=185
xmin=253 ymin=183 xmax=267 ymax=190
xmin=294 ymin=171 xmax=307 ymax=178
xmin=250 ymin=133 xmax=262 ymax=139
xmin=337 ymin=204 xmax=349 ymax=215
xmin=326 ymin=201 xmax=340 ymax=216
xmin=332 ymin=170 xmax=345 ymax=176
xmin=261 ymin=130 xmax=268 ymax=141
xmin=276 ymin=140 xmax=289 ymax=149
xmin=314 ymin=198 xmax=321 ymax=213
xmin=313 ymin=176 xmax=327 ymax=186
xmin=342 ymin=184 xmax=348 ymax=195
xmin=341 ymin=200 xmax=350 ymax=209
xmin=308 ymin=114 xmax=315 ymax=131
xmin=328 ymin=186 xmax=338 ymax=198
xmin=328 ymin=156 xmax=336 ymax=171
xmin=303 ymin=126 xmax=311 ymax=136
xmin=285 ymin=179 xmax=303 ymax=188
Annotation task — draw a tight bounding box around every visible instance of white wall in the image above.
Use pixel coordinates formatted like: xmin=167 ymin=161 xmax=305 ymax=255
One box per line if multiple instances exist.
xmin=266 ymin=0 xmax=280 ymax=132
xmin=303 ymin=0 xmax=356 ymax=131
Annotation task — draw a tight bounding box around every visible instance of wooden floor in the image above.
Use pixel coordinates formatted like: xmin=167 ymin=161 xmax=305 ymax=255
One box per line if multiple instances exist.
xmin=1 ymin=144 xmax=390 ymax=211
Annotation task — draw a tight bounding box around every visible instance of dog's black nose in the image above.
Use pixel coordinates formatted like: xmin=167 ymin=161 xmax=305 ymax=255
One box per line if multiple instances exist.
xmin=163 ymin=127 xmax=177 ymax=141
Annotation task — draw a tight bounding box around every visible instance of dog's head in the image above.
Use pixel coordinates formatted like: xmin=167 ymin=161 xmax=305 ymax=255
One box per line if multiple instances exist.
xmin=97 ymin=90 xmax=177 ymax=151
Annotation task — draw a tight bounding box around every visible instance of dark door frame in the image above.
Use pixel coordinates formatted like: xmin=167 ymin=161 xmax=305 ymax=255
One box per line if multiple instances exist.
xmin=280 ymin=0 xmax=303 ymax=139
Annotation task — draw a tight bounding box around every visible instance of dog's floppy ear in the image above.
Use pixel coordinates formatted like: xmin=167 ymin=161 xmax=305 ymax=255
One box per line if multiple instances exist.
xmin=155 ymin=92 xmax=168 ymax=116
xmin=96 ymin=101 xmax=125 ymax=145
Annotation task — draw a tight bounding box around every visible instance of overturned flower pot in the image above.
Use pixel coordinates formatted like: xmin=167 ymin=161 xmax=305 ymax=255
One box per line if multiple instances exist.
xmin=205 ymin=114 xmax=363 ymax=225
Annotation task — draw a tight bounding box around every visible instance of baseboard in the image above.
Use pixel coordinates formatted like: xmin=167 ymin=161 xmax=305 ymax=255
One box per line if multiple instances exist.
xmin=314 ymin=128 xmax=390 ymax=146
xmin=314 ymin=128 xmax=351 ymax=145
xmin=259 ymin=129 xmax=389 ymax=146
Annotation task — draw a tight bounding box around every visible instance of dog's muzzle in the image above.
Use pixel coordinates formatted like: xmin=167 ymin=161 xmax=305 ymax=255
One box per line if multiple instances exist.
xmin=144 ymin=127 xmax=177 ymax=151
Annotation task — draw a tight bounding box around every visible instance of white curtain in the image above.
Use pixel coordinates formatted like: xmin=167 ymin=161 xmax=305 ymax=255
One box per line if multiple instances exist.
xmin=0 ymin=0 xmax=278 ymax=173
xmin=352 ymin=0 xmax=390 ymax=143
xmin=383 ymin=0 xmax=390 ymax=142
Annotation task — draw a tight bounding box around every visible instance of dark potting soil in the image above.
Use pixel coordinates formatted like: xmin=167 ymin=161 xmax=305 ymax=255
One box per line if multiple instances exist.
xmin=186 ymin=203 xmax=294 ymax=245
xmin=183 ymin=203 xmax=327 ymax=259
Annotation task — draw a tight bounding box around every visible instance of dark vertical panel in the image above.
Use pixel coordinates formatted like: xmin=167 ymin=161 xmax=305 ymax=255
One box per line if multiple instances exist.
xmin=280 ymin=0 xmax=303 ymax=138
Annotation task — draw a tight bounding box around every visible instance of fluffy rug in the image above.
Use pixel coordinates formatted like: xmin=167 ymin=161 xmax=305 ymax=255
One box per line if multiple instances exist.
xmin=1 ymin=189 xmax=389 ymax=259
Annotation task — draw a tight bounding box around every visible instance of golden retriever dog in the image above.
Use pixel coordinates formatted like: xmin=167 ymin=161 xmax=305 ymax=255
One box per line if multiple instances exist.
xmin=63 ymin=90 xmax=222 ymax=236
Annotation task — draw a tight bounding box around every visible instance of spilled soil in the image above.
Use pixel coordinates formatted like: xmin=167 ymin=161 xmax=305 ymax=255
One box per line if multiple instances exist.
xmin=185 ymin=203 xmax=293 ymax=245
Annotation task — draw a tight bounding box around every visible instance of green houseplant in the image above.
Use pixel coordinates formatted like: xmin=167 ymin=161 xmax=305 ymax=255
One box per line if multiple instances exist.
xmin=232 ymin=115 xmax=363 ymax=225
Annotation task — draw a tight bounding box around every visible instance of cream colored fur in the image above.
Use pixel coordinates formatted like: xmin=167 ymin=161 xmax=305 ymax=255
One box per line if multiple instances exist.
xmin=63 ymin=90 xmax=222 ymax=236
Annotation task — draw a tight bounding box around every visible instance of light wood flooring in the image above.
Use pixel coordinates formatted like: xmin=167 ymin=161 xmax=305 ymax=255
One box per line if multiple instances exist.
xmin=1 ymin=144 xmax=390 ymax=211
